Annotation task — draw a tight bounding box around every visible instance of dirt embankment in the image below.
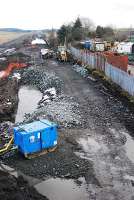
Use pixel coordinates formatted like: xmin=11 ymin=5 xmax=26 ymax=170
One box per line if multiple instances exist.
xmin=0 ymin=78 xmax=19 ymax=122
xmin=0 ymin=170 xmax=48 ymax=200
xmin=0 ymin=49 xmax=31 ymax=122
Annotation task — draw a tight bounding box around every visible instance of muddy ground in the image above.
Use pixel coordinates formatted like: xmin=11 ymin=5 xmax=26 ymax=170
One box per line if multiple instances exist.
xmin=0 ymin=78 xmax=18 ymax=122
xmin=0 ymin=169 xmax=48 ymax=200
xmin=0 ymin=39 xmax=134 ymax=199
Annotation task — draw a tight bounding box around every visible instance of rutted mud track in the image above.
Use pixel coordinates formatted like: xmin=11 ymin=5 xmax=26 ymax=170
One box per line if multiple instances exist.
xmin=0 ymin=43 xmax=134 ymax=199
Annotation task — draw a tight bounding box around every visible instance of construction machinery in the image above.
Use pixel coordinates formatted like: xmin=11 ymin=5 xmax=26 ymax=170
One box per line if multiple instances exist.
xmin=0 ymin=119 xmax=58 ymax=159
xmin=56 ymin=46 xmax=68 ymax=62
xmin=41 ymin=48 xmax=50 ymax=59
xmin=41 ymin=49 xmax=54 ymax=59
xmin=0 ymin=62 xmax=27 ymax=79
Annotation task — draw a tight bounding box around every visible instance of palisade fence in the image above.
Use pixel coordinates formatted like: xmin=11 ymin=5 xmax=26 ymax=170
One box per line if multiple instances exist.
xmin=70 ymin=47 xmax=134 ymax=96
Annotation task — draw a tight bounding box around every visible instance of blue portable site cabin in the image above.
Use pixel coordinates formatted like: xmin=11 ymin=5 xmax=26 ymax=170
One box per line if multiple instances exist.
xmin=84 ymin=41 xmax=91 ymax=50
xmin=14 ymin=119 xmax=58 ymax=155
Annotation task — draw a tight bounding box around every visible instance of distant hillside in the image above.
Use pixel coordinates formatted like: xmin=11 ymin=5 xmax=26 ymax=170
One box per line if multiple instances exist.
xmin=0 ymin=28 xmax=58 ymax=33
xmin=0 ymin=28 xmax=31 ymax=32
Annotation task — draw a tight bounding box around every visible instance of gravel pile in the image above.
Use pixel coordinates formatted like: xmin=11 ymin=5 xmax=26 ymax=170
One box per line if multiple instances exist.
xmin=20 ymin=67 xmax=63 ymax=94
xmin=24 ymin=95 xmax=82 ymax=128
xmin=72 ymin=64 xmax=88 ymax=77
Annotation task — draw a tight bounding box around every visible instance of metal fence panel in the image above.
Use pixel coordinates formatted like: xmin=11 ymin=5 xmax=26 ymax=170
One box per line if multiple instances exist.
xmin=70 ymin=47 xmax=134 ymax=96
xmin=105 ymin=63 xmax=134 ymax=96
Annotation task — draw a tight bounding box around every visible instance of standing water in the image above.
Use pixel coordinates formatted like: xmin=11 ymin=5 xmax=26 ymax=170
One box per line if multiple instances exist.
xmin=123 ymin=131 xmax=134 ymax=163
xmin=35 ymin=178 xmax=89 ymax=200
xmin=15 ymin=86 xmax=42 ymax=123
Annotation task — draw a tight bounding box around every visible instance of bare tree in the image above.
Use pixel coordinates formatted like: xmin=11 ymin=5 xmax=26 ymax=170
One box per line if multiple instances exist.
xmin=80 ymin=17 xmax=95 ymax=30
xmin=79 ymin=17 xmax=95 ymax=39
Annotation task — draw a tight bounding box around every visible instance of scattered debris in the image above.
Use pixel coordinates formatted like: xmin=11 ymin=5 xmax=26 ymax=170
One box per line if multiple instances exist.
xmin=12 ymin=72 xmax=21 ymax=80
xmin=38 ymin=87 xmax=57 ymax=106
xmin=72 ymin=64 xmax=88 ymax=77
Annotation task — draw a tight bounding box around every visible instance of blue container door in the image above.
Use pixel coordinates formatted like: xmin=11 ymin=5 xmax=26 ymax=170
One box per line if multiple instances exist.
xmin=23 ymin=132 xmax=42 ymax=154
xmin=49 ymin=128 xmax=57 ymax=147
xmin=41 ymin=129 xmax=52 ymax=149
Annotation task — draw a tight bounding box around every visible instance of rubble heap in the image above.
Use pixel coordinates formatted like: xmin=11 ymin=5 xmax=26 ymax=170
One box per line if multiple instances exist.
xmin=20 ymin=67 xmax=63 ymax=94
xmin=72 ymin=64 xmax=88 ymax=77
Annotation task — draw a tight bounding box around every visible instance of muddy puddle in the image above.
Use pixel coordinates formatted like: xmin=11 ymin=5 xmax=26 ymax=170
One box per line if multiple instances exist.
xmin=0 ymin=163 xmax=89 ymax=200
xmin=77 ymin=130 xmax=134 ymax=165
xmin=15 ymin=85 xmax=42 ymax=122
xmin=79 ymin=137 xmax=101 ymax=153
xmin=0 ymin=163 xmax=41 ymax=186
xmin=75 ymin=132 xmax=134 ymax=199
xmin=35 ymin=178 xmax=89 ymax=200
xmin=123 ymin=131 xmax=134 ymax=163
xmin=49 ymin=60 xmax=58 ymax=66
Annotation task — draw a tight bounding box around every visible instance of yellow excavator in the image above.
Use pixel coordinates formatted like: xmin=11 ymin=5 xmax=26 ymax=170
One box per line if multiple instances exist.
xmin=56 ymin=46 xmax=68 ymax=62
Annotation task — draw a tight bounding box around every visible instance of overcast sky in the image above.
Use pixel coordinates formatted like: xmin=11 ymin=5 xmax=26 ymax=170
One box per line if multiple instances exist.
xmin=0 ymin=0 xmax=134 ymax=29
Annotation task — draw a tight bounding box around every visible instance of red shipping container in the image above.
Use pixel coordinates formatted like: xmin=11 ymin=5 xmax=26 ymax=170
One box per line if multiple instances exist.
xmin=104 ymin=52 xmax=128 ymax=72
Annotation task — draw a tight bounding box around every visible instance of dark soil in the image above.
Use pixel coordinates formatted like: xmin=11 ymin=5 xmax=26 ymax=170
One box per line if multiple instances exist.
xmin=0 ymin=170 xmax=48 ymax=200
xmin=0 ymin=78 xmax=19 ymax=122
